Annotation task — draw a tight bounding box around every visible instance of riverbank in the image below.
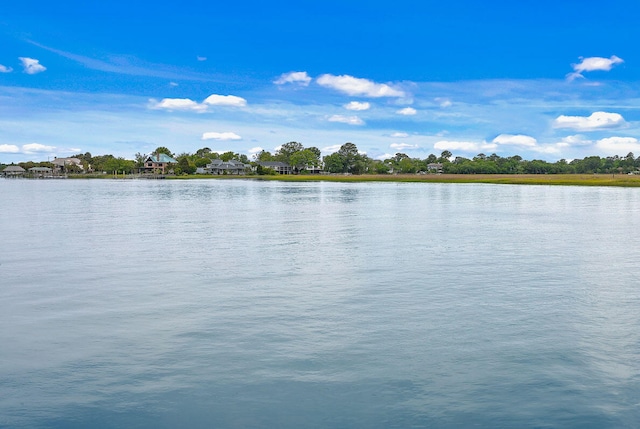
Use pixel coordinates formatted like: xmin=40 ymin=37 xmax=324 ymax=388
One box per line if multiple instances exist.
xmin=165 ymin=173 xmax=640 ymax=187
xmin=47 ymin=173 xmax=640 ymax=187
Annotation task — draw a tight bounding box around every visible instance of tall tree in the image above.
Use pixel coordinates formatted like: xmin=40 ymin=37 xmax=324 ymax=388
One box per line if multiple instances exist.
xmin=153 ymin=146 xmax=174 ymax=157
xmin=275 ymin=141 xmax=304 ymax=164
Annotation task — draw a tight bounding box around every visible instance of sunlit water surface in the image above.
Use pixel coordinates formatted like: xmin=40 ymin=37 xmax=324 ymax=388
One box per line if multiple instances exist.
xmin=1 ymin=179 xmax=639 ymax=428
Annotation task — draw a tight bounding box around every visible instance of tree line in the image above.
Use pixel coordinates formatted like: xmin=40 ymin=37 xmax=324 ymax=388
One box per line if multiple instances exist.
xmin=2 ymin=144 xmax=640 ymax=175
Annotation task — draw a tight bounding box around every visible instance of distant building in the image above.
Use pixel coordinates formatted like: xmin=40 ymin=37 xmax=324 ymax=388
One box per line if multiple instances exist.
xmin=2 ymin=165 xmax=26 ymax=177
xmin=255 ymin=161 xmax=293 ymax=175
xmin=28 ymin=167 xmax=53 ymax=177
xmin=202 ymin=159 xmax=248 ymax=175
xmin=143 ymin=153 xmax=178 ymax=174
xmin=427 ymin=163 xmax=443 ymax=173
xmin=51 ymin=157 xmax=84 ymax=172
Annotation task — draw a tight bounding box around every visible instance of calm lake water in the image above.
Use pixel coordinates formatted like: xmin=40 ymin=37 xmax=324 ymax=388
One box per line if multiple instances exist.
xmin=1 ymin=179 xmax=639 ymax=428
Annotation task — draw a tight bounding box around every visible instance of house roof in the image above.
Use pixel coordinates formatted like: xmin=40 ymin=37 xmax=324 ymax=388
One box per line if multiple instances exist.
xmin=146 ymin=154 xmax=178 ymax=163
xmin=51 ymin=157 xmax=82 ymax=166
xmin=3 ymin=165 xmax=26 ymax=172
xmin=207 ymin=159 xmax=247 ymax=169
xmin=257 ymin=161 xmax=290 ymax=168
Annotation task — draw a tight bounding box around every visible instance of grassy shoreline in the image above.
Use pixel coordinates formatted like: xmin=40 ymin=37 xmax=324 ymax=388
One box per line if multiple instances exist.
xmin=63 ymin=173 xmax=640 ymax=187
xmin=166 ymin=173 xmax=640 ymax=187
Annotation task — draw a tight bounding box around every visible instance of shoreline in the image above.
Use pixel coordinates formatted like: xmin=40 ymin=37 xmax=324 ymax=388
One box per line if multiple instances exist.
xmin=173 ymin=173 xmax=640 ymax=187
xmin=74 ymin=173 xmax=640 ymax=187
xmin=6 ymin=173 xmax=640 ymax=187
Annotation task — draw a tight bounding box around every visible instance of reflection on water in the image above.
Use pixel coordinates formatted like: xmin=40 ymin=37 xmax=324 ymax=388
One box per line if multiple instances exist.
xmin=1 ymin=179 xmax=639 ymax=428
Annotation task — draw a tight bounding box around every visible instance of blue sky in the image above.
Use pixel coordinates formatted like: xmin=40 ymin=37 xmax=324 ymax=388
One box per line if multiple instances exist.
xmin=1 ymin=0 xmax=640 ymax=163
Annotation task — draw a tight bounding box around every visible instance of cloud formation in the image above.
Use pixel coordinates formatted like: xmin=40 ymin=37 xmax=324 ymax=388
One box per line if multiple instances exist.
xmin=150 ymin=94 xmax=247 ymax=111
xmin=434 ymin=141 xmax=497 ymax=152
xmin=492 ymin=134 xmax=537 ymax=147
xmin=344 ymin=101 xmax=371 ymax=111
xmin=0 ymin=144 xmax=20 ymax=153
xmin=553 ymin=112 xmax=625 ymax=131
xmin=202 ymin=132 xmax=242 ymax=141
xmin=0 ymin=64 xmax=12 ymax=73
xmin=396 ymin=107 xmax=417 ymax=116
xmin=567 ymin=55 xmax=623 ymax=81
xmin=151 ymin=98 xmax=208 ymax=112
xmin=274 ymin=71 xmax=312 ymax=86
xmin=596 ymin=136 xmax=640 ymax=154
xmin=390 ymin=132 xmax=409 ymax=138
xmin=317 ymin=74 xmax=405 ymax=98
xmin=19 ymin=57 xmax=47 ymax=74
xmin=328 ymin=115 xmax=365 ymax=125
xmin=203 ymin=94 xmax=247 ymax=107
xmin=321 ymin=144 xmax=343 ymax=153
xmin=23 ymin=143 xmax=56 ymax=153
xmin=0 ymin=143 xmax=62 ymax=154
xmin=390 ymin=143 xmax=418 ymax=150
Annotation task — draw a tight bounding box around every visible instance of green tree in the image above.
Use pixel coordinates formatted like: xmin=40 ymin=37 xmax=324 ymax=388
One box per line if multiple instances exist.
xmin=194 ymin=157 xmax=211 ymax=168
xmin=195 ymin=147 xmax=212 ymax=157
xmin=438 ymin=150 xmax=452 ymax=162
xmin=275 ymin=141 xmax=304 ymax=164
xmin=338 ymin=142 xmax=360 ymax=173
xmin=220 ymin=151 xmax=236 ymax=162
xmin=177 ymin=156 xmax=196 ymax=174
xmin=134 ymin=152 xmax=146 ymax=167
xmin=254 ymin=150 xmax=274 ymax=161
xmin=290 ymin=149 xmax=321 ymax=172
xmin=323 ymin=152 xmax=345 ymax=173
xmin=153 ymin=146 xmax=174 ymax=157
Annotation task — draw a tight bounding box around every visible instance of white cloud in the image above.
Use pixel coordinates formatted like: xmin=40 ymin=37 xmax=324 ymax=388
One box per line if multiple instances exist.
xmin=553 ymin=112 xmax=625 ymax=131
xmin=169 ymin=82 xmax=179 ymax=87
xmin=203 ymin=94 xmax=247 ymax=107
xmin=390 ymin=132 xmax=409 ymax=138
xmin=248 ymin=147 xmax=263 ymax=155
xmin=434 ymin=140 xmax=497 ymax=152
xmin=197 ymin=56 xmax=207 ymax=61
xmin=396 ymin=107 xmax=417 ymax=116
xmin=492 ymin=134 xmax=537 ymax=147
xmin=596 ymin=137 xmax=640 ymax=154
xmin=321 ymin=144 xmax=343 ymax=153
xmin=530 ymin=145 xmax=564 ymax=155
xmin=202 ymin=132 xmax=242 ymax=141
xmin=0 ymin=64 xmax=12 ymax=73
xmin=19 ymin=57 xmax=46 ymax=74
xmin=557 ymin=135 xmax=592 ymax=146
xmin=274 ymin=71 xmax=312 ymax=86
xmin=435 ymin=97 xmax=452 ymax=107
xmin=151 ymin=98 xmax=207 ymax=112
xmin=344 ymin=101 xmax=371 ymax=111
xmin=22 ymin=143 xmax=56 ymax=153
xmin=316 ymin=74 xmax=405 ymax=98
xmin=376 ymin=153 xmax=395 ymax=160
xmin=567 ymin=55 xmax=623 ymax=81
xmin=0 ymin=144 xmax=20 ymax=153
xmin=390 ymin=143 xmax=418 ymax=150
xmin=328 ymin=115 xmax=365 ymax=125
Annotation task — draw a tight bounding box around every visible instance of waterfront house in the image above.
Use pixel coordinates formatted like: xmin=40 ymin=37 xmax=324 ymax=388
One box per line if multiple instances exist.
xmin=427 ymin=163 xmax=444 ymax=173
xmin=1 ymin=165 xmax=26 ymax=177
xmin=51 ymin=157 xmax=84 ymax=172
xmin=255 ymin=161 xmax=293 ymax=174
xmin=201 ymin=159 xmax=248 ymax=175
xmin=143 ymin=153 xmax=178 ymax=174
xmin=28 ymin=167 xmax=53 ymax=177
